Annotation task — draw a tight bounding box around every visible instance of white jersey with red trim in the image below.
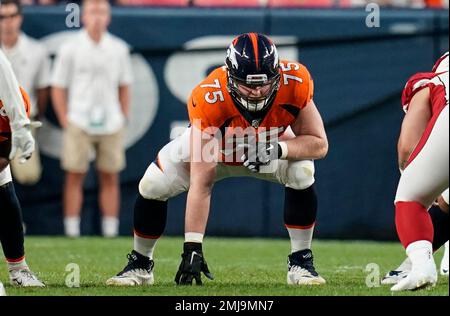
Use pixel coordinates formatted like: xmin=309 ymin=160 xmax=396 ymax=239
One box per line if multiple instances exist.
xmin=402 ymin=52 xmax=449 ymax=114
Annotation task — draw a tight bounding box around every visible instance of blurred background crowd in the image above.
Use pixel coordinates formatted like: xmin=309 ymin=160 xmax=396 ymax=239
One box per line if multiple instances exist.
xmin=15 ymin=0 xmax=450 ymax=9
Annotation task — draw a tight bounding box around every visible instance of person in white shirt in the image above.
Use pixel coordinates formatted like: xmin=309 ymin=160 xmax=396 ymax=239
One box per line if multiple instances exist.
xmin=52 ymin=0 xmax=132 ymax=238
xmin=1 ymin=48 xmax=45 ymax=288
xmin=1 ymin=0 xmax=50 ymax=185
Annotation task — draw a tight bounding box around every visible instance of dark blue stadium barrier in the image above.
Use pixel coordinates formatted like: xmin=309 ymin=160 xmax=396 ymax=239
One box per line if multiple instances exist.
xmin=16 ymin=6 xmax=449 ymax=240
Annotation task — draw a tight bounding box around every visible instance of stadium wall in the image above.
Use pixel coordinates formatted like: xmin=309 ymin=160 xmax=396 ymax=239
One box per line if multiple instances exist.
xmin=16 ymin=6 xmax=449 ymax=240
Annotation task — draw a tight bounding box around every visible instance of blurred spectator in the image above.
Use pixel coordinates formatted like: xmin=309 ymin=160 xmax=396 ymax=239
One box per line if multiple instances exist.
xmin=344 ymin=0 xmax=448 ymax=7
xmin=18 ymin=0 xmax=96 ymax=5
xmin=17 ymin=0 xmax=449 ymax=6
xmin=425 ymin=0 xmax=448 ymax=7
xmin=19 ymin=0 xmax=58 ymax=5
xmin=269 ymin=0 xmax=334 ymax=7
xmin=113 ymin=0 xmax=191 ymax=5
xmin=0 ymin=0 xmax=50 ymax=185
xmin=51 ymin=0 xmax=132 ymax=237
xmin=37 ymin=0 xmax=59 ymax=4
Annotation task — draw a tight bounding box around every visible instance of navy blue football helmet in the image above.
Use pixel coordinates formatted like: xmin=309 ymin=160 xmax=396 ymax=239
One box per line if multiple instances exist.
xmin=225 ymin=33 xmax=281 ymax=112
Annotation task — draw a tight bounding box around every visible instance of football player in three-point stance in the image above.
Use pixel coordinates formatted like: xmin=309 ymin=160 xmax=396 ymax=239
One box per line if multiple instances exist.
xmin=389 ymin=52 xmax=449 ymax=291
xmin=107 ymin=33 xmax=328 ymax=286
xmin=1 ymin=49 xmax=45 ymax=294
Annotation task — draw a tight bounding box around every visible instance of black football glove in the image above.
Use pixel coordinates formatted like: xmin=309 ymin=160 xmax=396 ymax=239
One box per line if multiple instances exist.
xmin=175 ymin=242 xmax=214 ymax=286
xmin=239 ymin=142 xmax=282 ymax=173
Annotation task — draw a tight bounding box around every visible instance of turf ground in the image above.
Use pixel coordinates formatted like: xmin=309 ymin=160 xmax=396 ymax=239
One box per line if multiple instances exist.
xmin=0 ymin=237 xmax=448 ymax=296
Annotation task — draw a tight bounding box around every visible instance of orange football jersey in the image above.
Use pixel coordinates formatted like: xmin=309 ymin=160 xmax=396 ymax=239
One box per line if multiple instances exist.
xmin=187 ymin=60 xmax=314 ymax=164
xmin=0 ymin=86 xmax=31 ymax=141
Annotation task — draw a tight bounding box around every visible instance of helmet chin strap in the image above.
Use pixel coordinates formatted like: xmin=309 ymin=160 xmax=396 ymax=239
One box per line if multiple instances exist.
xmin=227 ymin=70 xmax=280 ymax=113
xmin=240 ymin=97 xmax=267 ymax=112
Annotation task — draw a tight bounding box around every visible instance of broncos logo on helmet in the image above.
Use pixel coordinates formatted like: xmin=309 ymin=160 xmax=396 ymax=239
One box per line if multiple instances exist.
xmin=225 ymin=33 xmax=281 ymax=113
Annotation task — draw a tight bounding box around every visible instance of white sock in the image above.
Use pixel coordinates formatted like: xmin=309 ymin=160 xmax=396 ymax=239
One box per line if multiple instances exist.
xmin=185 ymin=232 xmax=204 ymax=243
xmin=64 ymin=216 xmax=80 ymax=237
xmin=134 ymin=234 xmax=158 ymax=259
xmin=102 ymin=216 xmax=119 ymax=238
xmin=406 ymin=240 xmax=434 ymax=266
xmin=287 ymin=226 xmax=315 ymax=253
xmin=7 ymin=258 xmax=27 ymax=271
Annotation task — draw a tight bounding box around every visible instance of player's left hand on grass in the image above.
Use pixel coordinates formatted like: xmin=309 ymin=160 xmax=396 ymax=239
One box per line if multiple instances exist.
xmin=239 ymin=142 xmax=282 ymax=173
xmin=175 ymin=242 xmax=214 ymax=286
xmin=9 ymin=121 xmax=42 ymax=164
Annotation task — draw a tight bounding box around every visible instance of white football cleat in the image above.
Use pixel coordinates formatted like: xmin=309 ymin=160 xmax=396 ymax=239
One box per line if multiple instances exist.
xmin=440 ymin=241 xmax=449 ymax=276
xmin=106 ymin=269 xmax=154 ymax=286
xmin=287 ymin=249 xmax=326 ymax=285
xmin=0 ymin=281 xmax=6 ymax=296
xmin=106 ymin=251 xmax=154 ymax=286
xmin=381 ymin=257 xmax=411 ymax=285
xmin=391 ymin=241 xmax=437 ymax=292
xmin=9 ymin=268 xmax=45 ymax=287
xmin=390 ymin=266 xmax=437 ymax=291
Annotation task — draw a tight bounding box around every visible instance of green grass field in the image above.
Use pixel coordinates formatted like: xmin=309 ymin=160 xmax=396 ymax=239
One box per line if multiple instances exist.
xmin=1 ymin=237 xmax=448 ymax=296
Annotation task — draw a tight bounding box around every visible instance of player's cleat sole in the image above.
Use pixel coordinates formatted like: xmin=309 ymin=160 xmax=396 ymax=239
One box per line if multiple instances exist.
xmin=390 ymin=274 xmax=437 ymax=291
xmin=106 ymin=272 xmax=154 ymax=286
xmin=287 ymin=273 xmax=326 ymax=285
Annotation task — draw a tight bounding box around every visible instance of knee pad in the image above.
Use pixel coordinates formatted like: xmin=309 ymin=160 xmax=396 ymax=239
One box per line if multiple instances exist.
xmin=139 ymin=164 xmax=171 ymax=201
xmin=138 ymin=163 xmax=186 ymax=201
xmin=285 ymin=160 xmax=315 ymax=190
